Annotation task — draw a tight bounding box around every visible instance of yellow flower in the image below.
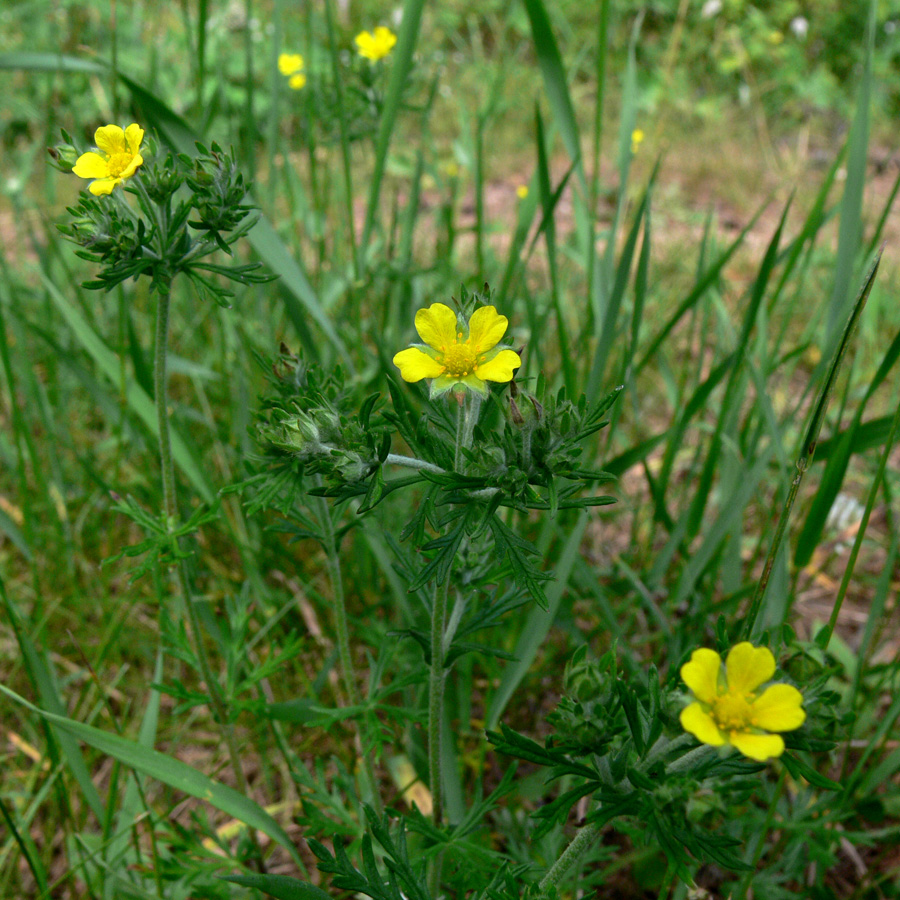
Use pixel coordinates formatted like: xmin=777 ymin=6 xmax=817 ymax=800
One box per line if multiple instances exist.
xmin=631 ymin=128 xmax=645 ymax=154
xmin=278 ymin=53 xmax=304 ymax=76
xmin=680 ymin=642 xmax=806 ymax=762
xmin=355 ymin=26 xmax=397 ymax=62
xmin=516 ymin=185 xmax=529 ymax=200
xmin=279 ymin=53 xmax=306 ymax=89
xmin=72 ymin=124 xmax=144 ymax=196
xmin=393 ymin=303 xmax=522 ymax=397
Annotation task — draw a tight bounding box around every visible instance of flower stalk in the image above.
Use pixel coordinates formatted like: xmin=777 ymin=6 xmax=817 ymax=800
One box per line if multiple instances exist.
xmin=316 ymin=492 xmax=384 ymax=818
xmin=154 ymin=285 xmax=176 ymax=524
xmin=154 ymin=282 xmax=267 ymax=871
xmin=538 ymin=819 xmax=602 ymax=895
xmin=428 ymin=576 xmax=450 ymax=829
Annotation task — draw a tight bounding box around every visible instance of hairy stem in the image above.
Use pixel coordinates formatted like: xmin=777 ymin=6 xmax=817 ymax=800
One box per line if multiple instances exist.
xmin=154 ymin=285 xmax=265 ymax=870
xmin=428 ymin=576 xmax=450 ymax=831
xmin=154 ymin=287 xmax=177 ymax=524
xmin=316 ymin=492 xmax=384 ymax=818
xmin=539 ymin=820 xmax=602 ymax=895
xmin=385 ymin=453 xmax=445 ymax=474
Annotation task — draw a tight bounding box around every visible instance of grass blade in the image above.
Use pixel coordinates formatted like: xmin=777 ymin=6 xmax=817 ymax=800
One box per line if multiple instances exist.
xmin=521 ymin=0 xmax=585 ymax=190
xmin=826 ymin=0 xmax=875 ymax=339
xmin=743 ymin=249 xmax=882 ymax=638
xmin=0 ymin=576 xmax=105 ymax=822
xmin=0 ymin=683 xmax=304 ymax=868
xmin=359 ymin=0 xmax=426 ymax=257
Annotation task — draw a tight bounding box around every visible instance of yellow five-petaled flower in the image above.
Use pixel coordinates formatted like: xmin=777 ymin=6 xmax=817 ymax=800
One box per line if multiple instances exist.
xmin=393 ymin=303 xmax=522 ymax=398
xmin=355 ymin=26 xmax=397 ymax=62
xmin=680 ymin=642 xmax=806 ymax=762
xmin=72 ymin=124 xmax=144 ymax=196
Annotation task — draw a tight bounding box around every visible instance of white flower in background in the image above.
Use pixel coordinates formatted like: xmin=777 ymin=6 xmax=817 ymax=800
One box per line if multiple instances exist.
xmin=790 ymin=16 xmax=809 ymax=39
xmin=701 ymin=0 xmax=722 ymax=19
xmin=826 ymin=493 xmax=866 ymax=553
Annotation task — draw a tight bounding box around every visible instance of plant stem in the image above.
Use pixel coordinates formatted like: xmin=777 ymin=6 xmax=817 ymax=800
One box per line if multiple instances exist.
xmin=316 ymin=492 xmax=384 ymax=818
xmin=734 ymin=768 xmax=786 ymax=900
xmin=385 ymin=453 xmax=445 ymax=473
xmin=154 ymin=286 xmax=177 ymax=524
xmin=664 ymin=743 xmax=716 ymax=774
xmin=428 ymin=576 xmax=450 ymax=831
xmin=154 ymin=285 xmax=266 ymax=871
xmin=453 ymin=400 xmax=465 ymax=472
xmin=539 ymin=820 xmax=602 ymax=895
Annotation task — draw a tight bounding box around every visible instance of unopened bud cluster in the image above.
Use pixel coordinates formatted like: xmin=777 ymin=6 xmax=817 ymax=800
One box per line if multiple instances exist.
xmin=267 ymin=406 xmax=378 ymax=483
xmin=546 ymin=647 xmax=621 ymax=755
xmin=259 ymin=353 xmax=386 ymax=487
xmin=186 ymin=144 xmax=253 ymax=245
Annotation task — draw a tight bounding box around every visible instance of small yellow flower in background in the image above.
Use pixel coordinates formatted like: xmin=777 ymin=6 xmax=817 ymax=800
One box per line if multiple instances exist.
xmin=355 ymin=26 xmax=397 ymax=62
xmin=278 ymin=53 xmax=303 ymax=75
xmin=278 ymin=53 xmax=306 ymax=90
xmin=631 ymin=128 xmax=645 ymax=154
xmin=516 ymin=184 xmax=529 ymax=200
xmin=767 ymin=30 xmax=785 ymax=45
xmin=393 ymin=303 xmax=521 ymax=398
xmin=680 ymin=642 xmax=806 ymax=762
xmin=72 ymin=124 xmax=144 ymax=196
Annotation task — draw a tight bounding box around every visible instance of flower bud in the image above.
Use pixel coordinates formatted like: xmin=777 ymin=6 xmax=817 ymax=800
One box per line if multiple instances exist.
xmin=48 ymin=144 xmax=80 ymax=173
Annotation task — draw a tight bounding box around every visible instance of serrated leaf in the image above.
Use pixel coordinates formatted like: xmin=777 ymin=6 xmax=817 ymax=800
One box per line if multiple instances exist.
xmin=487 ymin=515 xmax=551 ymax=609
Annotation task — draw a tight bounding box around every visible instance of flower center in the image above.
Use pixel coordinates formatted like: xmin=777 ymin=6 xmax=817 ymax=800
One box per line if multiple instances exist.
xmin=106 ymin=151 xmax=133 ymax=177
xmin=710 ymin=690 xmax=755 ymax=732
xmin=440 ymin=341 xmax=479 ymax=378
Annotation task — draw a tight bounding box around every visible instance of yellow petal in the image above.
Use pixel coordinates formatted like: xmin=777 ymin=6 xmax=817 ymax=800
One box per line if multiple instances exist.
xmin=374 ymin=26 xmax=397 ymax=54
xmin=278 ymin=53 xmax=303 ymax=75
xmin=729 ymin=731 xmax=784 ymax=761
xmin=124 ymin=124 xmax=144 ymax=155
xmin=88 ymin=177 xmax=118 ymax=196
xmin=414 ymin=303 xmax=459 ymax=351
xmin=680 ymin=703 xmax=726 ymax=746
xmin=393 ymin=348 xmax=444 ymax=382
xmin=680 ymin=648 xmax=722 ymax=704
xmin=475 ymin=349 xmax=521 ymax=383
xmin=751 ymin=684 xmax=805 ymax=732
xmin=725 ymin=642 xmax=775 ymax=694
xmin=289 ymin=73 xmax=307 ymax=90
xmin=94 ymin=124 xmax=126 ymax=156
xmin=355 ymin=32 xmax=374 ymax=57
xmin=468 ymin=305 xmax=508 ymax=353
xmin=119 ymin=153 xmax=143 ymax=179
xmin=72 ymin=151 xmax=110 ymax=180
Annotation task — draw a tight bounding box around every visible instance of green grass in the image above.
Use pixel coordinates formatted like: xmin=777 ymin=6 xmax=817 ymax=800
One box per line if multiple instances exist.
xmin=1 ymin=1 xmax=900 ymax=898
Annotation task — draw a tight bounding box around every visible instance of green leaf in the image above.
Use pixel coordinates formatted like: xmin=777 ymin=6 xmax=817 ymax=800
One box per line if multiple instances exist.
xmin=521 ymin=0 xmax=585 ymax=191
xmin=826 ymin=0 xmax=874 ymax=338
xmin=223 ymin=875 xmax=332 ymax=900
xmin=487 ymin=514 xmax=551 ymax=609
xmin=0 ymin=578 xmax=105 ymax=822
xmin=0 ymin=684 xmax=304 ymax=868
xmin=485 ymin=513 xmax=588 ymax=729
